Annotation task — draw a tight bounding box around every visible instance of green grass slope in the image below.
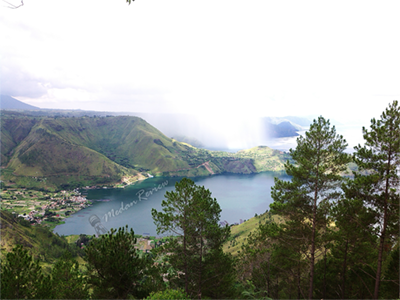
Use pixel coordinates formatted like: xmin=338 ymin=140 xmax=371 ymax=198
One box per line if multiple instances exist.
xmin=1 ymin=115 xmax=37 ymax=166
xmin=236 ymin=146 xmax=291 ymax=172
xmin=3 ymin=118 xmax=143 ymax=189
xmin=0 ymin=211 xmax=83 ymax=271
xmin=37 ymin=116 xmax=192 ymax=173
xmin=223 ymin=212 xmax=281 ymax=256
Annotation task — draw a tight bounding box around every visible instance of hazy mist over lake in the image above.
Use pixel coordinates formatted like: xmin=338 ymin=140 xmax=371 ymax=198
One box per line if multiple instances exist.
xmin=134 ymin=112 xmax=366 ymax=153
xmin=267 ymin=124 xmax=365 ymax=154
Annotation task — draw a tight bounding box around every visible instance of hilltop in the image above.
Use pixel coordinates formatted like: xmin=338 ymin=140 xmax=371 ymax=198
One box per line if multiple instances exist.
xmin=1 ymin=111 xmax=291 ymax=190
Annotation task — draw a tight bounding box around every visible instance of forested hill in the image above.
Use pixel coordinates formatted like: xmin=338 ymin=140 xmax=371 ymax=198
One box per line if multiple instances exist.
xmin=0 ymin=111 xmax=290 ymax=190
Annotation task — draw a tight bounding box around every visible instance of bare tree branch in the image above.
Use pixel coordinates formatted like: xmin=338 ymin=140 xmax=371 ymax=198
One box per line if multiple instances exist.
xmin=3 ymin=0 xmax=23 ymax=9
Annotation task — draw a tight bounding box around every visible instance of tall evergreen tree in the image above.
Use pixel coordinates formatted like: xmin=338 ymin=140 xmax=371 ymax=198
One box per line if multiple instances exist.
xmin=270 ymin=116 xmax=351 ymax=299
xmin=314 ymin=197 xmax=377 ymax=299
xmin=346 ymin=100 xmax=400 ymax=299
xmin=380 ymin=244 xmax=400 ymax=299
xmin=84 ymin=226 xmax=159 ymax=299
xmin=50 ymin=251 xmax=89 ymax=299
xmin=239 ymin=218 xmax=309 ymax=299
xmin=152 ymin=178 xmax=235 ymax=299
xmin=0 ymin=245 xmax=51 ymax=299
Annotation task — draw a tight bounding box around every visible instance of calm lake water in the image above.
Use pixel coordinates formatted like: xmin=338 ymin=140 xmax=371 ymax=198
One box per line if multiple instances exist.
xmin=53 ymin=172 xmax=289 ymax=237
xmin=53 ymin=125 xmax=363 ymax=237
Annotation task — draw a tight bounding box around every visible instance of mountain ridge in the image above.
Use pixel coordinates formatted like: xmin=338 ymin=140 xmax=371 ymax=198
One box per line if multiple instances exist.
xmin=1 ymin=111 xmax=291 ymax=190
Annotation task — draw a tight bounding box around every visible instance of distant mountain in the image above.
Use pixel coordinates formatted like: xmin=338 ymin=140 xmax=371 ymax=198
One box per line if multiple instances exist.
xmin=281 ymin=116 xmax=312 ymax=127
xmin=262 ymin=118 xmax=301 ymax=138
xmin=0 ymin=112 xmax=290 ymax=190
xmin=269 ymin=122 xmax=299 ymax=138
xmin=0 ymin=95 xmax=40 ymax=110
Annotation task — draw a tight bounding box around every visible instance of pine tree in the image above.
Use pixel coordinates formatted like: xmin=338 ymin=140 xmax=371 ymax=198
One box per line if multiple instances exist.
xmin=270 ymin=116 xmax=351 ymax=299
xmin=239 ymin=219 xmax=309 ymax=299
xmin=313 ymin=197 xmax=377 ymax=299
xmin=347 ymin=100 xmax=400 ymax=299
xmin=84 ymin=225 xmax=158 ymax=299
xmin=380 ymin=244 xmax=400 ymax=299
xmin=0 ymin=245 xmax=51 ymax=299
xmin=50 ymin=251 xmax=89 ymax=299
xmin=151 ymin=178 xmax=235 ymax=299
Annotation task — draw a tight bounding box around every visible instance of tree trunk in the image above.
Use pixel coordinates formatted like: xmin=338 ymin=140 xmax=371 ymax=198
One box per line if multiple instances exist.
xmin=374 ymin=154 xmax=391 ymax=299
xmin=198 ymin=230 xmax=203 ymax=299
xmin=374 ymin=199 xmax=388 ymax=299
xmin=323 ymin=246 xmax=327 ymax=299
xmin=267 ymin=256 xmax=270 ymax=297
xmin=183 ymin=212 xmax=189 ymax=295
xmin=342 ymin=238 xmax=348 ymax=299
xmin=297 ymin=262 xmax=301 ymax=299
xmin=308 ymin=186 xmax=318 ymax=299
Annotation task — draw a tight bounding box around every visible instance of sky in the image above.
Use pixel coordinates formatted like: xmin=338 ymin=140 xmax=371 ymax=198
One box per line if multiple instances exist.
xmin=1 ymin=0 xmax=400 ymax=148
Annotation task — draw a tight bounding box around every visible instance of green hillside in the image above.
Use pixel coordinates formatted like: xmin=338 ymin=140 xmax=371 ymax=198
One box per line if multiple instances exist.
xmin=235 ymin=146 xmax=291 ymax=172
xmin=1 ymin=111 xmax=291 ymax=190
xmin=1 ymin=116 xmax=38 ymax=166
xmin=35 ymin=116 xmax=192 ymax=173
xmin=0 ymin=211 xmax=83 ymax=271
xmin=223 ymin=212 xmax=281 ymax=256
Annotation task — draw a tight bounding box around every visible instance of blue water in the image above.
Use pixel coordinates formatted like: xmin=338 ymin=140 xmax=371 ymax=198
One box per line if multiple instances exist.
xmin=53 ymin=172 xmax=289 ymax=237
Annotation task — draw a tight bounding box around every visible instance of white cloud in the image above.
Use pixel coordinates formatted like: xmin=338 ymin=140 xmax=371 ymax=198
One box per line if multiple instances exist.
xmin=0 ymin=0 xmax=399 ymax=126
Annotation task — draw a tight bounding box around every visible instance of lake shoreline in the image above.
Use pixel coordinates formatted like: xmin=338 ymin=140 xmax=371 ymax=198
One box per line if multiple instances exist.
xmin=53 ymin=171 xmax=290 ymax=237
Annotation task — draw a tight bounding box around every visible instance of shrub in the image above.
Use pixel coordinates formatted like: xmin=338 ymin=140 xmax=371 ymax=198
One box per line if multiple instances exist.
xmin=145 ymin=288 xmax=190 ymax=300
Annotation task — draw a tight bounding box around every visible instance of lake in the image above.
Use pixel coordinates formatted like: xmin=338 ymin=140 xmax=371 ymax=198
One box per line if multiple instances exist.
xmin=53 ymin=125 xmax=363 ymax=237
xmin=53 ymin=172 xmax=289 ymax=237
